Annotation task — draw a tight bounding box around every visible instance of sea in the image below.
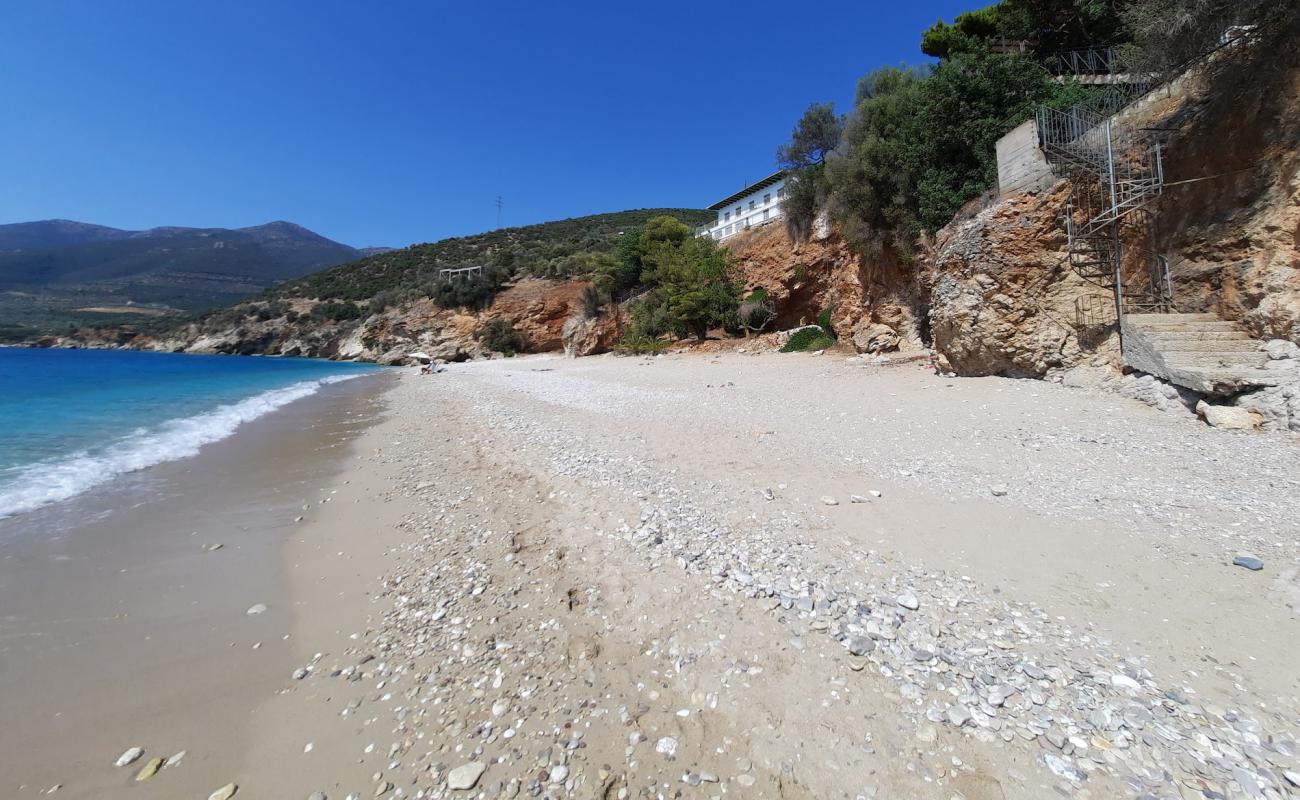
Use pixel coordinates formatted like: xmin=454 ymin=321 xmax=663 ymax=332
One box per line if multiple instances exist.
xmin=0 ymin=348 xmax=381 ymax=519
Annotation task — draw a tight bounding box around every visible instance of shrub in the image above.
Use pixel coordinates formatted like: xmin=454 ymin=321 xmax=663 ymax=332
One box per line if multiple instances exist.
xmin=476 ymin=317 xmax=526 ymax=356
xmin=310 ymin=300 xmax=364 ymax=322
xmin=780 ymin=326 xmax=837 ymax=353
xmin=430 ymin=274 xmax=499 ymax=309
xmin=816 ymin=307 xmax=837 ymax=338
xmin=614 ymin=332 xmax=669 ymax=355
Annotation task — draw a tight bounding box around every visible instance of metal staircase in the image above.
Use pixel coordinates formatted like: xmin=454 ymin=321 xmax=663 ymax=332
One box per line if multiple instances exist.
xmin=1034 ymin=52 xmax=1172 ymax=326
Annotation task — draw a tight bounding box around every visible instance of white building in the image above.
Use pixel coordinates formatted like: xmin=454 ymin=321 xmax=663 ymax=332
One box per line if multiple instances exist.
xmin=696 ymin=170 xmax=787 ymax=241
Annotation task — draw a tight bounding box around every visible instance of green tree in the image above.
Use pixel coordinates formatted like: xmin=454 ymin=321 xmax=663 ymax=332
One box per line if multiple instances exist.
xmin=642 ymin=235 xmax=740 ymax=341
xmin=821 ymin=52 xmax=1054 ymax=253
xmin=777 ymin=102 xmax=844 ymax=169
xmin=922 ymin=0 xmax=1128 ymax=59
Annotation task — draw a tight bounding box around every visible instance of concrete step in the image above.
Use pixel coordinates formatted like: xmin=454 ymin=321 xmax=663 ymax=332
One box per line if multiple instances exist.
xmin=1139 ymin=329 xmax=1256 ymax=342
xmin=1121 ymin=312 xmax=1278 ymax=395
xmin=1150 ymin=339 xmax=1263 ymax=353
xmin=1165 ymin=351 xmax=1270 ymax=369
xmin=1126 ymin=320 xmax=1240 ymax=333
xmin=1125 ymin=313 xmax=1219 ymax=323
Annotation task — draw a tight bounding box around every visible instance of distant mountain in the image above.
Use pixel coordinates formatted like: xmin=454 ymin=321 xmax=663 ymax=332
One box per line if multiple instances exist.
xmin=0 ymin=220 xmax=135 ymax=251
xmin=0 ymin=219 xmax=361 ymax=323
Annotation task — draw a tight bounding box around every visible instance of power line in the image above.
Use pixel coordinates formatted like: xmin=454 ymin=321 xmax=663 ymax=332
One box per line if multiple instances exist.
xmin=495 ymin=196 xmax=503 ymax=229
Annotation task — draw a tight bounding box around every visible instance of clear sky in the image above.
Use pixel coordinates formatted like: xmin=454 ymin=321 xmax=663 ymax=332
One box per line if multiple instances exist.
xmin=0 ymin=1 xmax=971 ymax=248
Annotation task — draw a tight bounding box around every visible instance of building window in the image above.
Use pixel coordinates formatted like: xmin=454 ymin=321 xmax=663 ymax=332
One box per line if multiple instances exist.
xmin=763 ymin=209 xmax=770 ymax=220
xmin=736 ymin=206 xmax=742 ymax=216
xmin=777 ymin=187 xmax=786 ymax=198
xmin=724 ymin=211 xmax=730 ymax=221
xmin=749 ymin=199 xmax=756 ymax=210
xmin=764 ymin=193 xmax=771 ymax=204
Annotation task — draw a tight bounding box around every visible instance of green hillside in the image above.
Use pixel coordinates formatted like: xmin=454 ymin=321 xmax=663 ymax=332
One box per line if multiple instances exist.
xmin=0 ymin=220 xmax=362 ymax=335
xmin=272 ymin=208 xmax=713 ymax=302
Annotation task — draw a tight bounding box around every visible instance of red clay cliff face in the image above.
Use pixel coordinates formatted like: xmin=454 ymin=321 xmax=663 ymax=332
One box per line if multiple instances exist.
xmin=723 ymin=222 xmax=927 ymax=347
xmin=487 ymin=278 xmax=586 ymax=352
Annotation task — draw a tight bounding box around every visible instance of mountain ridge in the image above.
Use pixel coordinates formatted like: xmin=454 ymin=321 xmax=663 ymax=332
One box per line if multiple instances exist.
xmin=0 ymin=218 xmax=368 ymax=331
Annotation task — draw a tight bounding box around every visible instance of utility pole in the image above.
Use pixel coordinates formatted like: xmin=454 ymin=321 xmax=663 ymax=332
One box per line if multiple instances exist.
xmin=495 ymin=196 xmax=503 ymax=229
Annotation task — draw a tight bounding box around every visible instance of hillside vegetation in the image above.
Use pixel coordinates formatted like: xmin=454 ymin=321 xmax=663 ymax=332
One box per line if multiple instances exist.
xmin=270 ymin=208 xmax=713 ymax=303
xmin=778 ymin=0 xmax=1298 ymax=256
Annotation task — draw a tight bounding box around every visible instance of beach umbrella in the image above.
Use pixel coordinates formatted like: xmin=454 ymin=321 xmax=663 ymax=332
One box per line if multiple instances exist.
xmin=408 ymin=351 xmax=433 ymax=363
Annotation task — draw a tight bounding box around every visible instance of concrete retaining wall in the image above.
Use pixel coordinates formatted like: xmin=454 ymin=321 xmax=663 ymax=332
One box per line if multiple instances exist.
xmin=996 ymin=119 xmax=1056 ymax=196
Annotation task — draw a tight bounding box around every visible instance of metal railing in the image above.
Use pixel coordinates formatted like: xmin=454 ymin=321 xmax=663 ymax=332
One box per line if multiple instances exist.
xmin=1036 ymin=86 xmax=1169 ymax=324
xmin=1044 ymin=47 xmax=1116 ymax=76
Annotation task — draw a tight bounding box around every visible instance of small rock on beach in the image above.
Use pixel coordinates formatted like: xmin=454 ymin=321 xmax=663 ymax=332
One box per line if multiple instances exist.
xmin=114 ymin=747 xmax=143 ymax=767
xmin=446 ymin=761 xmax=485 ymax=790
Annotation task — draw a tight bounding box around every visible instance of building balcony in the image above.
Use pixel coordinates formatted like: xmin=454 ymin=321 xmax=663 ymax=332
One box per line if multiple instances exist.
xmin=697 ymin=205 xmax=784 ymax=241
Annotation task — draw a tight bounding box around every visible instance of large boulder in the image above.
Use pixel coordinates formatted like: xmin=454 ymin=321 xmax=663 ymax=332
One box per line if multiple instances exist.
xmin=561 ymin=311 xmax=620 ymax=357
xmin=851 ymin=321 xmax=900 ymax=354
xmin=1234 ymin=383 xmax=1300 ymax=431
xmin=1196 ymin=400 xmax=1263 ymax=430
xmin=928 ymin=184 xmax=1119 ymax=377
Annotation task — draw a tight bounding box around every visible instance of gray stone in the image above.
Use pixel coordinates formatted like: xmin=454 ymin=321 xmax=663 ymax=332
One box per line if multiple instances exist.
xmin=115 ymin=747 xmax=143 ymax=768
xmin=1263 ymin=339 xmax=1300 ymax=360
xmin=845 ymin=636 xmax=874 ymax=656
xmin=1233 ymin=555 xmax=1264 ymax=571
xmin=896 ymin=593 xmax=920 ymax=611
xmin=548 ymin=765 xmax=569 ymax=783
xmin=989 ymin=484 xmax=1008 ymax=497
xmin=947 ymin=706 xmax=972 ymax=727
xmin=447 ymin=762 xmax=486 ymax=791
xmin=1197 ymin=401 xmax=1262 ymax=431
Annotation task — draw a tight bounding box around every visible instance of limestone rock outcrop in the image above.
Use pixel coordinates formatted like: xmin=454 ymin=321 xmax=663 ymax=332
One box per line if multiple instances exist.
xmin=927 ymin=184 xmax=1119 ymax=377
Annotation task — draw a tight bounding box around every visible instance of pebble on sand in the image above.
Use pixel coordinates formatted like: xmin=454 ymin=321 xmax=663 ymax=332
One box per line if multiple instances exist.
xmin=446 ymin=761 xmax=486 ymax=790
xmin=1232 ymin=554 xmax=1264 ymax=571
xmin=820 ymin=496 xmax=839 ymax=506
xmin=990 ymin=484 xmax=1008 ymax=497
xmin=134 ymin=757 xmax=163 ymax=782
xmin=246 ymin=603 xmax=268 ymax=615
xmin=114 ymin=747 xmax=143 ymax=767
xmin=208 ymin=784 xmax=238 ymax=800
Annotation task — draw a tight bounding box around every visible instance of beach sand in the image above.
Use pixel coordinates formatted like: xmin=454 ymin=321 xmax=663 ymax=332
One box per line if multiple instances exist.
xmin=0 ymin=372 xmax=397 ymax=798
xmin=4 ymin=352 xmax=1300 ymax=799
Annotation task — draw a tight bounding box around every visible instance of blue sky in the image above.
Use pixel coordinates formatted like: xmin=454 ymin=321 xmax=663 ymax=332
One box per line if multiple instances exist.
xmin=0 ymin=1 xmax=971 ymax=248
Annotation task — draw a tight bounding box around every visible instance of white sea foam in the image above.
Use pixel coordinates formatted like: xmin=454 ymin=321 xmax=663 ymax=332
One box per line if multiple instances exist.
xmin=0 ymin=374 xmax=362 ymax=519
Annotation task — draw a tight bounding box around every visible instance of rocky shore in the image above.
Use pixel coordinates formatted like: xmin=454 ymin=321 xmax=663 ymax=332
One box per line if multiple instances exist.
xmin=251 ymin=352 xmax=1299 ymax=800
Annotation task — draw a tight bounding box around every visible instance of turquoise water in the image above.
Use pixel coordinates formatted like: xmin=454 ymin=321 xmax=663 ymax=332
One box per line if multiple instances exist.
xmin=0 ymin=348 xmax=380 ymax=517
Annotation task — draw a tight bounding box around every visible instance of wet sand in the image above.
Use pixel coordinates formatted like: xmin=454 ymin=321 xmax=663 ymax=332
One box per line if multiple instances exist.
xmin=0 ymin=371 xmax=394 ymax=798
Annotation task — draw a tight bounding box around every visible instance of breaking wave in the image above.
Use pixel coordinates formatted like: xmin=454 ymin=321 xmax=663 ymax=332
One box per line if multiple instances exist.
xmin=0 ymin=374 xmax=361 ymax=519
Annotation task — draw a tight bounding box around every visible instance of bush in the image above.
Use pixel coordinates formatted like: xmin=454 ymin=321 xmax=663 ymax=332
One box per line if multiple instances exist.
xmin=310 ymin=300 xmax=365 ymax=322
xmin=780 ymin=326 xmax=837 ymax=353
xmin=816 ymin=307 xmax=837 ymax=338
xmin=476 ymin=317 xmax=526 ymax=356
xmin=614 ymin=331 xmax=669 ymax=355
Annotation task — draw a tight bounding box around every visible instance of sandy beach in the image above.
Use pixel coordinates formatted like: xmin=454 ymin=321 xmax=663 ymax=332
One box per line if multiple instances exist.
xmin=4 ymin=352 xmax=1300 ymax=799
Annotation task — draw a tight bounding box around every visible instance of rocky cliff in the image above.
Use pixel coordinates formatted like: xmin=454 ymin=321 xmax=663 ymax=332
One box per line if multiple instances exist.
xmin=722 ymin=221 xmax=927 ymax=350
xmin=1157 ymin=67 xmax=1300 ymax=342
xmin=926 ymin=184 xmax=1122 ymax=377
xmin=41 ymin=278 xmax=588 ymax=365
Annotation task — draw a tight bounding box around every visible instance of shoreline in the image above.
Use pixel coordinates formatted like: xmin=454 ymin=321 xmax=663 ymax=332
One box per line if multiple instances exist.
xmin=4 ymin=352 xmax=1298 ymax=798
xmin=0 ymin=370 xmax=397 ymax=798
